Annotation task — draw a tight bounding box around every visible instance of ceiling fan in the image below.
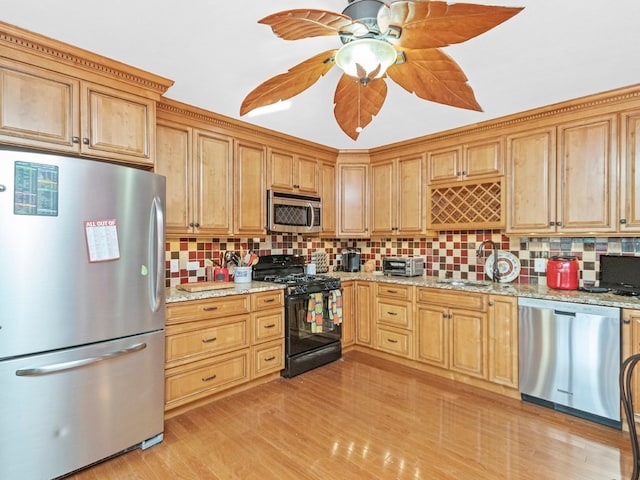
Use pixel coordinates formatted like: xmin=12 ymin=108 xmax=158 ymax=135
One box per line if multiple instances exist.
xmin=240 ymin=0 xmax=524 ymax=140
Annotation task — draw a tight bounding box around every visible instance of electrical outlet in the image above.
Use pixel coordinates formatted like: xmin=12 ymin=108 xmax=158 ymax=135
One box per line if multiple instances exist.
xmin=187 ymin=261 xmax=200 ymax=271
xmin=170 ymin=259 xmax=179 ymax=273
xmin=534 ymin=258 xmax=547 ymax=273
xmin=336 ymin=254 xmax=342 ymax=261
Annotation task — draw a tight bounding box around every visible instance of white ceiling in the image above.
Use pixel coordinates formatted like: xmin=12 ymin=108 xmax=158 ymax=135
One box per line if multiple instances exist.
xmin=2 ymin=0 xmax=639 ymax=150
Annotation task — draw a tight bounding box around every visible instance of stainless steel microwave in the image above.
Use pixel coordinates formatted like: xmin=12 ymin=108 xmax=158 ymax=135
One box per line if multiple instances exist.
xmin=267 ymin=190 xmax=322 ymax=234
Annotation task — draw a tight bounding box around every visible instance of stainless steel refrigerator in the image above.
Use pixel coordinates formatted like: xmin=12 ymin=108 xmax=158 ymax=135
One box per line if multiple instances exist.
xmin=0 ymin=147 xmax=166 ymax=479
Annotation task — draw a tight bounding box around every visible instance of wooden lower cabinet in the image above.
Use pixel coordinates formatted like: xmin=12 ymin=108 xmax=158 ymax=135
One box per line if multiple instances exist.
xmin=622 ymin=308 xmax=640 ymax=428
xmin=355 ymin=281 xmax=374 ymax=346
xmin=375 ymin=283 xmax=413 ymax=359
xmin=488 ymin=295 xmax=519 ymax=388
xmin=341 ymin=281 xmax=355 ymax=348
xmin=165 ymin=290 xmax=284 ymax=416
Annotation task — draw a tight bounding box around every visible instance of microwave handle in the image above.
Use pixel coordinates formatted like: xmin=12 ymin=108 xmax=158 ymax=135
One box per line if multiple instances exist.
xmin=307 ymin=202 xmax=315 ymax=231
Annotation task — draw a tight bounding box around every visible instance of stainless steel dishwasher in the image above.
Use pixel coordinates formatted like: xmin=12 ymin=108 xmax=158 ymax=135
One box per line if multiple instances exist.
xmin=518 ymin=297 xmax=621 ymax=428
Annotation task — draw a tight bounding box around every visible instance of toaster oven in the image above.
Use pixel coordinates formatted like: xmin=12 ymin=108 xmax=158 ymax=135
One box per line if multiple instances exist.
xmin=382 ymin=257 xmax=425 ymax=277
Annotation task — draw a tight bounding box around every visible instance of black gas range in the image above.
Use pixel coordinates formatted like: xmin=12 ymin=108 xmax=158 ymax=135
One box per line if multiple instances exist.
xmin=253 ymin=254 xmax=343 ymax=377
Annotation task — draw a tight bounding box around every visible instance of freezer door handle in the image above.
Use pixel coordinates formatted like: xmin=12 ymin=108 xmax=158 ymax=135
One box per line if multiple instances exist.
xmin=14 ymin=342 xmax=147 ymax=377
xmin=149 ymin=196 xmax=165 ymax=313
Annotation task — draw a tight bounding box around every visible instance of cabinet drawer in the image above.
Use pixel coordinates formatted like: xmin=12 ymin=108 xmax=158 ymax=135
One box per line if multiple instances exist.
xmin=251 ymin=290 xmax=284 ymax=311
xmin=377 ymin=283 xmax=413 ymax=301
xmin=377 ymin=328 xmax=412 ymax=358
xmin=165 ymin=350 xmax=249 ymax=405
xmin=377 ymin=300 xmax=412 ymax=329
xmin=165 ymin=316 xmax=249 ymax=365
xmin=167 ymin=295 xmax=250 ymax=324
xmin=253 ymin=309 xmax=284 ymax=344
xmin=417 ymin=287 xmax=486 ymax=311
xmin=253 ymin=340 xmax=284 ymax=378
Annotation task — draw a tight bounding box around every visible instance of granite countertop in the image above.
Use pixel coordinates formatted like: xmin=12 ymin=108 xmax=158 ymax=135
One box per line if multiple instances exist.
xmin=166 ymin=272 xmax=640 ymax=310
xmin=331 ymin=271 xmax=640 ymax=310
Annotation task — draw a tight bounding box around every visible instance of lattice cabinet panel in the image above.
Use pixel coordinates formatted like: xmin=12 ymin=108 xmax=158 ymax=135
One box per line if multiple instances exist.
xmin=427 ymin=177 xmax=505 ymax=230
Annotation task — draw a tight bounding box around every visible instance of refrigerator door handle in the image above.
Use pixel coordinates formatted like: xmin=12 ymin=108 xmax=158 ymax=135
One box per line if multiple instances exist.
xmin=149 ymin=196 xmax=165 ymax=313
xmin=14 ymin=342 xmax=147 ymax=377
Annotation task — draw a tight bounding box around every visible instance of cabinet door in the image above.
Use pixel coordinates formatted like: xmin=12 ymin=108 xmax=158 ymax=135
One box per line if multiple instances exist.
xmin=397 ymin=154 xmax=425 ymax=234
xmin=427 ymin=146 xmax=461 ymax=183
xmin=194 ymin=130 xmax=233 ymax=236
xmin=156 ymin=121 xmax=192 ymax=235
xmin=622 ymin=308 xmax=640 ymax=427
xmin=557 ymin=115 xmax=617 ymax=232
xmin=268 ymin=149 xmax=294 ymax=192
xmin=296 ymin=155 xmax=318 ymax=194
xmin=338 ymin=163 xmax=369 ymax=237
xmin=319 ymin=162 xmax=336 ymax=236
xmin=506 ymin=128 xmax=556 ymax=234
xmin=449 ymin=308 xmax=487 ymax=379
xmin=416 ymin=305 xmax=449 ymax=368
xmin=487 ymin=295 xmax=518 ymax=388
xmin=355 ymin=282 xmax=373 ymax=346
xmin=370 ymin=161 xmax=395 ymax=236
xmin=620 ymin=112 xmax=640 ymax=232
xmin=463 ymin=138 xmax=503 ymax=180
xmin=81 ymin=82 xmax=154 ymax=166
xmin=234 ymin=140 xmax=266 ymax=236
xmin=341 ymin=281 xmax=355 ymax=347
xmin=0 ymin=60 xmax=79 ymax=152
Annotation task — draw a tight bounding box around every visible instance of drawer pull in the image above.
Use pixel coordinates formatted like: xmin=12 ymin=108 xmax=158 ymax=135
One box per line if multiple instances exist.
xmin=386 ymin=289 xmax=398 ymax=294
xmin=203 ymin=306 xmax=219 ymax=311
xmin=387 ymin=338 xmax=398 ymax=344
xmin=264 ymin=323 xmax=276 ymax=329
xmin=202 ymin=337 xmax=217 ymax=343
xmin=201 ymin=374 xmax=217 ymax=382
xmin=263 ymin=299 xmax=276 ymax=303
xmin=387 ymin=311 xmax=398 ymax=316
xmin=264 ymin=356 xmax=276 ymax=362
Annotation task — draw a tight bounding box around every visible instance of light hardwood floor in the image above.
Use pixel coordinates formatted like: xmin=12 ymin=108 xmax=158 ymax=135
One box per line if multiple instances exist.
xmin=69 ymin=351 xmax=633 ymax=479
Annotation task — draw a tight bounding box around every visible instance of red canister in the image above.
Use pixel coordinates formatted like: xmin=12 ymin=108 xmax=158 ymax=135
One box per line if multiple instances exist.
xmin=213 ymin=267 xmax=229 ymax=282
xmin=546 ymin=256 xmax=579 ymax=290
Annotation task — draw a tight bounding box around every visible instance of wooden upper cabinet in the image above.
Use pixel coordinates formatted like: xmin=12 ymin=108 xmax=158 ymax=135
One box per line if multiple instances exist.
xmin=234 ymin=139 xmax=267 ymax=236
xmin=0 ymin=59 xmax=78 ymax=152
xmin=319 ymin=161 xmax=336 ymax=236
xmin=428 ymin=138 xmax=503 ymax=184
xmin=557 ymin=115 xmax=617 ymax=233
xmin=156 ymin=121 xmax=233 ymax=236
xmin=370 ymin=154 xmax=425 ymax=236
xmin=507 ymin=115 xmax=618 ymax=235
xmin=337 ymin=162 xmax=369 ymax=237
xmin=81 ymin=82 xmax=155 ymax=164
xmin=620 ymin=111 xmax=640 ymax=233
xmin=268 ymin=148 xmax=318 ymax=195
xmin=506 ymin=127 xmax=557 ymax=234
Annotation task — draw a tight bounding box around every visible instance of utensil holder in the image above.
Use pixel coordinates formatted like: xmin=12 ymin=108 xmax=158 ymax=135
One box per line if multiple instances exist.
xmin=234 ymin=266 xmax=252 ymax=283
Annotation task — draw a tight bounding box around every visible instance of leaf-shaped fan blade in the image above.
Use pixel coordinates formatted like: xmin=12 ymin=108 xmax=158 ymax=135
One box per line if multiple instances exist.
xmin=387 ymin=48 xmax=482 ymax=111
xmin=259 ymin=9 xmax=368 ymax=41
xmin=240 ymin=50 xmax=337 ymax=116
xmin=385 ymin=1 xmax=524 ymax=49
xmin=334 ymin=75 xmax=387 ymax=140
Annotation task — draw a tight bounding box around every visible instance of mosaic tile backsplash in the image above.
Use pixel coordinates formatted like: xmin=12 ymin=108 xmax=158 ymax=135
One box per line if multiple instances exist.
xmin=165 ymin=232 xmax=640 ymax=288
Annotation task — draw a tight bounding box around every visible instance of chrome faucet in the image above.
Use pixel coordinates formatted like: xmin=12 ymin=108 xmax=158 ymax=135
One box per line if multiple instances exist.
xmin=476 ymin=240 xmax=501 ymax=282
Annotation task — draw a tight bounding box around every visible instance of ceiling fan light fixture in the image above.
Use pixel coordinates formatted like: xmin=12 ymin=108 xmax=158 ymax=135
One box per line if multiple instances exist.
xmin=335 ymin=38 xmax=396 ymax=81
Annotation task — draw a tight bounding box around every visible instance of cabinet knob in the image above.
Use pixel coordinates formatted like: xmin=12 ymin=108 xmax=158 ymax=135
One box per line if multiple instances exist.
xmin=72 ymin=136 xmax=80 ymax=144
xmin=549 ymin=221 xmax=555 ymax=226
xmin=82 ymin=137 xmax=90 ymax=145
xmin=488 ymin=301 xmax=494 ymax=307
xmin=620 ymin=219 xmax=627 ymax=224
xmin=194 ymin=223 xmax=200 ymax=228
xmin=556 ymin=221 xmax=563 ymax=227
xmin=624 ymin=318 xmax=631 ymax=324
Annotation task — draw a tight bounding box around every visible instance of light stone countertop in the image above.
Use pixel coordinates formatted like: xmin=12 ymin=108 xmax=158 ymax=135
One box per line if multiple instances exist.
xmin=166 ymin=272 xmax=640 ymax=310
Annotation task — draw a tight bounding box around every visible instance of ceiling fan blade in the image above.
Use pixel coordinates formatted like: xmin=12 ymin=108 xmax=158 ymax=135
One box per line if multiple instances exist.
xmin=240 ymin=50 xmax=337 ymax=116
xmin=259 ymin=9 xmax=368 ymax=41
xmin=386 ymin=1 xmax=524 ymax=49
xmin=333 ymin=75 xmax=387 ymax=140
xmin=387 ymin=48 xmax=482 ymax=111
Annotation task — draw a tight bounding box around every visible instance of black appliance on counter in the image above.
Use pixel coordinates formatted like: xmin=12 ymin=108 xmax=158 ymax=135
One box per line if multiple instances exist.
xmin=252 ymin=255 xmax=342 ymax=377
xmin=340 ymin=248 xmax=361 ymax=272
xmin=599 ymin=254 xmax=640 ymax=296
